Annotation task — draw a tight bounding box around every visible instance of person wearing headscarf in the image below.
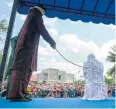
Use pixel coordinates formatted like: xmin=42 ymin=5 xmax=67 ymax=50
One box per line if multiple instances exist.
xmin=82 ymin=54 xmax=107 ymax=100
xmin=7 ymin=5 xmax=56 ymax=102
xmin=6 ymin=36 xmax=18 ymax=99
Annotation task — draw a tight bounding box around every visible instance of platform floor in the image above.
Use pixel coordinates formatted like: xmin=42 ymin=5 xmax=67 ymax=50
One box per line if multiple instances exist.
xmin=0 ymin=97 xmax=115 ymax=108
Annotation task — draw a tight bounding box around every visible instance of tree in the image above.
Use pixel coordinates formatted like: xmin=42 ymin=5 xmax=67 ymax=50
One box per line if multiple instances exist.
xmin=106 ymin=45 xmax=116 ymax=78
xmin=0 ymin=19 xmax=8 ymax=80
xmin=74 ymin=79 xmax=85 ymax=87
xmin=0 ymin=18 xmax=8 ymax=63
xmin=0 ymin=19 xmax=8 ymax=37
xmin=105 ymin=76 xmax=115 ymax=87
xmin=0 ymin=50 xmax=2 ymax=64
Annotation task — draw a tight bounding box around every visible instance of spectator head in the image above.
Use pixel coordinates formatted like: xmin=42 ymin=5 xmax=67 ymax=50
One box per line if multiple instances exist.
xmin=63 ymin=93 xmax=68 ymax=98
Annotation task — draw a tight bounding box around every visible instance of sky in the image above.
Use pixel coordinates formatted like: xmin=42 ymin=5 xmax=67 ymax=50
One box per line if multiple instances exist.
xmin=0 ymin=0 xmax=115 ymax=79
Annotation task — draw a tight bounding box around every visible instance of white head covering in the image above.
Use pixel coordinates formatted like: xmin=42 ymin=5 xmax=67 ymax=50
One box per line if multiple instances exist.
xmin=83 ymin=54 xmax=107 ymax=100
xmin=87 ymin=54 xmax=96 ymax=63
xmin=30 ymin=6 xmax=45 ymax=15
xmin=83 ymin=54 xmax=104 ymax=82
xmin=83 ymin=54 xmax=97 ymax=80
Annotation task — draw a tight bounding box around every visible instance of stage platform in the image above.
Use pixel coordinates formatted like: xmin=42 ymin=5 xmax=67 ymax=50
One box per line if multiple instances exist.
xmin=0 ymin=97 xmax=115 ymax=108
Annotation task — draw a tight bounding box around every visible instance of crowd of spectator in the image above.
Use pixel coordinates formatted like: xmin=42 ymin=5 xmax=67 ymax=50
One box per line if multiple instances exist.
xmin=27 ymin=83 xmax=115 ymax=98
xmin=0 ymin=83 xmax=115 ymax=98
xmin=107 ymin=86 xmax=115 ymax=97
xmin=27 ymin=83 xmax=84 ymax=98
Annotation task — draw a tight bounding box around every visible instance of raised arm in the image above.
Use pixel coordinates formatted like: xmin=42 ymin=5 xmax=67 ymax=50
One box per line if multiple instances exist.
xmin=36 ymin=16 xmax=56 ymax=49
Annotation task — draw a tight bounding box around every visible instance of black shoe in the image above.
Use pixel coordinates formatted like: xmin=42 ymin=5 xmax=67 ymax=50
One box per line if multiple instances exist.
xmin=10 ymin=97 xmax=30 ymax=102
xmin=24 ymin=96 xmax=32 ymax=101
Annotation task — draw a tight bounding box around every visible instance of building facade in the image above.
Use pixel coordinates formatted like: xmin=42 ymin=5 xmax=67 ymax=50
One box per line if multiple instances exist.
xmin=37 ymin=68 xmax=75 ymax=84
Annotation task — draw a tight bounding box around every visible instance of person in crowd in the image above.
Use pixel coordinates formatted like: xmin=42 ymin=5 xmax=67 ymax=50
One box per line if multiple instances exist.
xmin=46 ymin=91 xmax=55 ymax=98
xmin=0 ymin=89 xmax=2 ymax=98
xmin=112 ymin=88 xmax=115 ymax=97
xmin=108 ymin=89 xmax=112 ymax=97
xmin=6 ymin=36 xmax=18 ymax=99
xmin=56 ymin=91 xmax=61 ymax=98
xmin=0 ymin=87 xmax=7 ymax=98
xmin=63 ymin=92 xmax=69 ymax=98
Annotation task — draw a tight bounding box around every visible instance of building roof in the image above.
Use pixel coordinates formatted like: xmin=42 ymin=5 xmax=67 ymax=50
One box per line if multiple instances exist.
xmin=30 ymin=75 xmax=38 ymax=82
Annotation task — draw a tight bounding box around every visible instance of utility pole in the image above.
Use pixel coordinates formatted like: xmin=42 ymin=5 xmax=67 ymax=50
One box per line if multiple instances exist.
xmin=0 ymin=0 xmax=18 ymax=88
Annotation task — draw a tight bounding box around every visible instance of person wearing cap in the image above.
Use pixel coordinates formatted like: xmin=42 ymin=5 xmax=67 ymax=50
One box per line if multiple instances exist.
xmin=7 ymin=5 xmax=56 ymax=102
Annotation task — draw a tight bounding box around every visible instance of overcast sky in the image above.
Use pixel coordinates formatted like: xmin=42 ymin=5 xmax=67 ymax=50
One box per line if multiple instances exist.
xmin=0 ymin=0 xmax=115 ymax=79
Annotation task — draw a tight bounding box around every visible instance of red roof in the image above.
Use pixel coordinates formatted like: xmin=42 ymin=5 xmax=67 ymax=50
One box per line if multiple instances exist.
xmin=30 ymin=75 xmax=38 ymax=82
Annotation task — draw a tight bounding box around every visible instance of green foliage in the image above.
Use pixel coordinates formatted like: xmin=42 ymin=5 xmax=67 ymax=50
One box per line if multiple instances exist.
xmin=0 ymin=19 xmax=8 ymax=41
xmin=0 ymin=19 xmax=8 ymax=80
xmin=106 ymin=45 xmax=116 ymax=78
xmin=74 ymin=79 xmax=85 ymax=86
xmin=0 ymin=20 xmax=8 ymax=34
xmin=107 ymin=45 xmax=116 ymax=62
xmin=107 ymin=65 xmax=115 ymax=78
xmin=105 ymin=76 xmax=115 ymax=86
xmin=0 ymin=50 xmax=2 ymax=64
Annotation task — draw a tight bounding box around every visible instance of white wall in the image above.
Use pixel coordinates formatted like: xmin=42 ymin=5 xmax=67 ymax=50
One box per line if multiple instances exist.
xmin=38 ymin=68 xmax=75 ymax=84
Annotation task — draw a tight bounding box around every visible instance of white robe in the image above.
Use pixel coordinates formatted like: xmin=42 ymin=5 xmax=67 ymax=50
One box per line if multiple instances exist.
xmin=82 ymin=54 xmax=107 ymax=100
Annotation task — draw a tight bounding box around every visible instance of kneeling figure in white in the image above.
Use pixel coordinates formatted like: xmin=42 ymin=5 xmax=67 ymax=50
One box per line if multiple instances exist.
xmin=83 ymin=54 xmax=107 ymax=100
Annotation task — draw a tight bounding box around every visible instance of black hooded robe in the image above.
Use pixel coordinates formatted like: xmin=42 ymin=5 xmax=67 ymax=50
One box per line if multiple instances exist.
xmin=8 ymin=8 xmax=56 ymax=99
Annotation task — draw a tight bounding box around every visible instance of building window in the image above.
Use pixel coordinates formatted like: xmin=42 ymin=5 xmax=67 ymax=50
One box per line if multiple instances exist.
xmin=59 ymin=75 xmax=61 ymax=80
xmin=43 ymin=81 xmax=46 ymax=84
